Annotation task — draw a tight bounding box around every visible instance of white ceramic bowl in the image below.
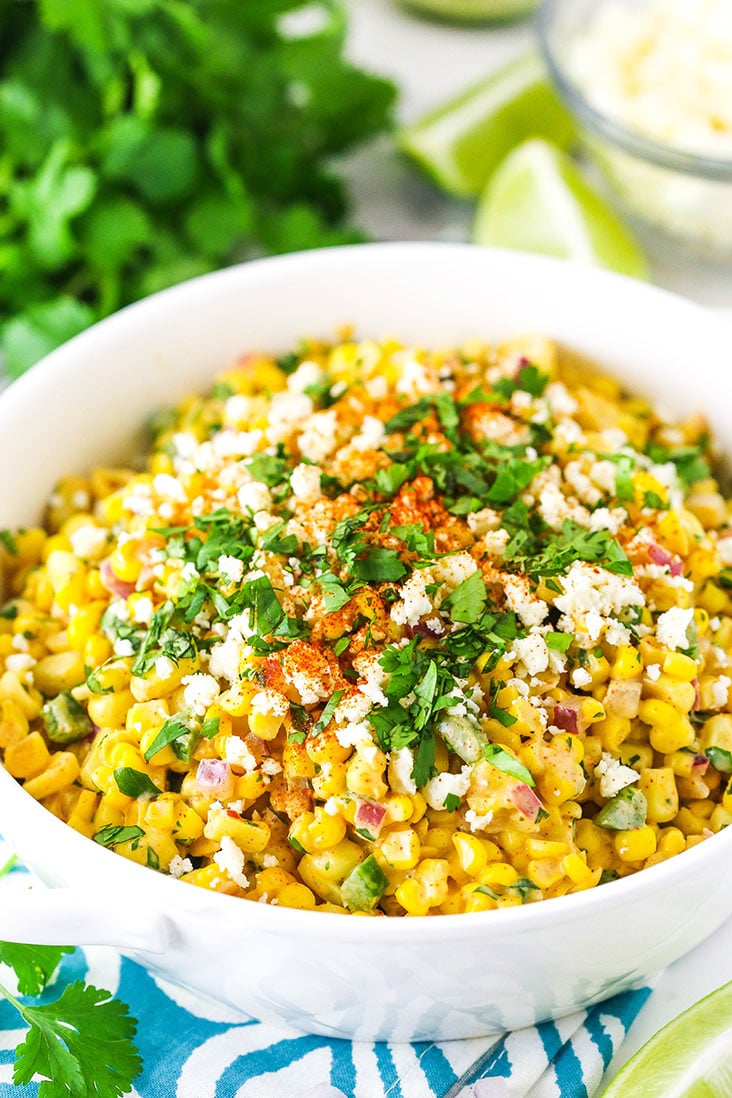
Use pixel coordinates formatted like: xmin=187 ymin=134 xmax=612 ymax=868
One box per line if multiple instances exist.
xmin=0 ymin=244 xmax=730 ymax=1042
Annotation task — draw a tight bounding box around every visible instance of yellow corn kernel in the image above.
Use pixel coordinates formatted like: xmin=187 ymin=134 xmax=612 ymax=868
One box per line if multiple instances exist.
xmin=656 ymin=510 xmax=689 ymax=556
xmin=144 ymin=798 xmax=176 ymax=829
xmin=179 ymin=863 xmax=241 ymax=896
xmin=92 ymin=799 xmax=126 ymax=829
xmin=561 ymin=852 xmax=599 ymax=888
xmin=83 ymin=634 xmax=113 ymax=668
xmin=526 ymin=838 xmax=570 ymax=859
xmin=106 ymin=741 xmax=148 ymax=771
xmin=575 ymin=819 xmax=615 ymax=869
xmin=699 ymin=713 xmax=732 ymax=753
xmin=612 ymin=646 xmax=643 ymax=680
xmin=0 ymin=670 xmax=43 ymax=718
xmin=4 ymin=732 xmax=51 ymax=779
xmin=0 ymin=699 xmax=29 ymax=748
xmin=288 ymin=807 xmax=346 ymax=854
xmin=462 ymin=887 xmax=497 ymax=914
xmin=594 ymin=715 xmax=632 ymax=752
xmin=378 ymin=828 xmax=420 ymax=871
xmin=614 ymin=825 xmax=657 ymax=863
xmin=452 ymin=832 xmax=489 ymax=876
xmin=255 ymin=866 xmax=294 ymax=898
xmin=107 ymin=541 xmax=142 ymax=584
xmin=662 ymin=651 xmax=698 ymax=682
xmin=87 ymin=688 xmax=135 ymax=731
xmin=305 ymin=730 xmax=351 ymax=766
xmin=346 ymin=749 xmax=387 ymax=800
xmin=203 ymin=811 xmax=271 ymax=853
xmin=638 ymin=767 xmax=679 ymax=823
xmin=126 ymin=699 xmax=170 ymax=740
xmin=580 ymin=697 xmax=606 ymax=725
xmin=644 ymin=675 xmax=696 ymax=713
xmin=383 ymin=795 xmax=413 ymax=825
xmin=639 ymin=695 xmax=692 ymax=730
xmin=173 ymin=802 xmax=205 ymax=844
xmin=648 ymin=716 xmax=696 ymax=754
xmin=85 ymin=568 xmax=108 ymax=599
xmin=67 ymin=603 xmax=105 ymax=652
xmin=409 ymin=792 xmax=428 ymax=825
xmin=216 ymin=681 xmax=257 ymax=720
xmin=657 ymin=827 xmax=686 ymax=857
xmin=395 ymin=877 xmax=430 ymax=916
xmin=129 ymin=657 xmax=196 ymax=703
xmin=33 ymin=651 xmax=86 ymax=696
xmin=277 ymin=882 xmax=317 ymax=910
xmin=527 ymin=857 xmax=564 ymax=890
xmin=66 ymin=789 xmax=99 ymax=837
xmin=298 ymin=841 xmax=364 ymax=903
xmin=478 ymin=862 xmax=518 ymax=887
xmin=310 ymin=761 xmax=348 ymax=800
xmin=23 ymin=751 xmax=81 ymax=801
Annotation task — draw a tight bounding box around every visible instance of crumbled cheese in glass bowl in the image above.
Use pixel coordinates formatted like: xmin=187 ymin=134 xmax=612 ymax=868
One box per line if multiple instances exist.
xmin=540 ymin=0 xmax=732 ymax=256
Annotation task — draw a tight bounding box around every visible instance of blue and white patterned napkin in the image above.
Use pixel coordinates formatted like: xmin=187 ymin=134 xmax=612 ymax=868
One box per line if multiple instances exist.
xmin=0 ymin=840 xmax=650 ymax=1098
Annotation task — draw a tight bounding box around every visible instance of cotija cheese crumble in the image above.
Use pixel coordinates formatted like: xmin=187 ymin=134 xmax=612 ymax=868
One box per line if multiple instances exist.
xmin=2 ymin=334 xmax=732 ymax=915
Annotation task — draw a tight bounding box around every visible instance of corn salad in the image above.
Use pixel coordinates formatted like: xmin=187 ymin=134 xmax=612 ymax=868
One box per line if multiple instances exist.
xmin=2 ymin=335 xmax=732 ymax=917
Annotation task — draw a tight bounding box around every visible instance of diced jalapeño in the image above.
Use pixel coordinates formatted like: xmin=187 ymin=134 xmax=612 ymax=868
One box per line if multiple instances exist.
xmin=595 ymin=786 xmax=647 ymax=830
xmin=340 ymin=854 xmax=388 ymax=912
xmin=42 ymin=692 xmax=93 ymax=745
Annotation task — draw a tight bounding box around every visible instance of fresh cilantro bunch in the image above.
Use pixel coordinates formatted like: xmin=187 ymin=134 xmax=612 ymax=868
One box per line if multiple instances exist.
xmin=0 ymin=941 xmax=141 ymax=1098
xmin=0 ymin=0 xmax=396 ymax=376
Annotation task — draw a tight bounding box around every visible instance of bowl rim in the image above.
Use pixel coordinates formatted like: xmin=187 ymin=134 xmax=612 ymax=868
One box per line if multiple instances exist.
xmin=538 ymin=0 xmax=732 ymax=181
xmin=1 ymin=241 xmax=732 ymax=943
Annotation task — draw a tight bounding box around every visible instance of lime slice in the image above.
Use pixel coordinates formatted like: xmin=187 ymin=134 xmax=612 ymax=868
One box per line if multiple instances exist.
xmin=472 ymin=138 xmax=649 ymax=279
xmin=399 ymin=0 xmax=537 ymax=23
xmin=398 ymin=53 xmax=574 ymax=197
xmin=599 ymin=981 xmax=732 ymax=1098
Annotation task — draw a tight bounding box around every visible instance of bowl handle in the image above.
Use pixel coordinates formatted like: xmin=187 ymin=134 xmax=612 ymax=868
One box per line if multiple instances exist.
xmin=0 ymin=889 xmax=173 ymax=954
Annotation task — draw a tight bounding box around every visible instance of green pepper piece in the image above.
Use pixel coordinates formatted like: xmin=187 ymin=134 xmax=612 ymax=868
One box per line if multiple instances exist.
xmin=340 ymin=854 xmax=388 ymax=912
xmin=42 ymin=692 xmax=93 ymax=745
xmin=439 ymin=715 xmax=486 ymax=763
xmin=595 ymin=786 xmax=647 ymax=830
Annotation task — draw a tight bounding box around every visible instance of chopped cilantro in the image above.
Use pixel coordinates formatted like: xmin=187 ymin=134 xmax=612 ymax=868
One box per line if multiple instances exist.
xmin=643 ymin=490 xmax=668 ymax=511
xmin=374 ymin=463 xmax=411 ymax=496
xmin=614 ymin=455 xmax=636 ymax=503
xmin=483 ymin=743 xmax=535 ymax=786
xmin=333 ymin=636 xmax=351 ymax=657
xmin=84 ymin=663 xmax=113 ymax=695
xmin=93 ymin=825 xmax=145 ymax=849
xmin=313 ymin=689 xmax=345 ymax=735
xmin=442 ymin=571 xmax=488 ymax=625
xmin=505 ymin=520 xmax=633 ymax=579
xmin=0 ymin=530 xmax=18 ymax=555
xmin=444 ymin=793 xmax=461 ymax=812
xmin=113 ymin=768 xmax=162 ymax=799
xmin=646 ymin=441 xmax=712 ymax=487
xmin=545 ymin=631 xmax=574 ymax=653
xmin=352 ymin=546 xmax=407 ymax=583
xmin=246 ymin=452 xmax=289 ymax=487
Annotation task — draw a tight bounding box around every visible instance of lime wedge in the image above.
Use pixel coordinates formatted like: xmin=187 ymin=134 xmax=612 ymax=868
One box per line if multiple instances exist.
xmin=398 ymin=53 xmax=574 ymax=197
xmin=472 ymin=138 xmax=650 ymax=279
xmin=399 ymin=0 xmax=537 ymax=23
xmin=599 ymin=981 xmax=732 ymax=1098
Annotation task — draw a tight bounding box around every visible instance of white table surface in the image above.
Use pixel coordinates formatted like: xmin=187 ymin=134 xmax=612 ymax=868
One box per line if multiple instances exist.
xmin=345 ymin=1 xmax=732 ymax=1086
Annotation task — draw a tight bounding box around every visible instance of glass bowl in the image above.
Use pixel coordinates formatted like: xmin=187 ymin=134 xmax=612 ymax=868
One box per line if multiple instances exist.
xmin=397 ymin=0 xmax=538 ymax=24
xmin=539 ymin=0 xmax=732 ymax=259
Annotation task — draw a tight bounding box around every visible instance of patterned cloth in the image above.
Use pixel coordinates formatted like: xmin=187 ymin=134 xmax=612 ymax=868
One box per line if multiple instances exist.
xmin=0 ymin=842 xmax=650 ymax=1098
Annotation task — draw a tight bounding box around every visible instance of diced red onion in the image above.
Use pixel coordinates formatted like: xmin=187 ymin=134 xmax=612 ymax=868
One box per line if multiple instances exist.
xmin=354 ymin=799 xmax=387 ymax=838
xmin=196 ymin=758 xmax=232 ymax=793
xmin=647 ymin=542 xmax=683 ymax=577
xmin=553 ymin=703 xmax=579 ymax=734
xmin=693 ymin=679 xmax=701 ymax=712
xmin=510 ymin=783 xmax=543 ymax=822
xmin=691 ymin=754 xmax=710 ymax=775
xmin=702 ymin=827 xmax=714 ymax=840
xmin=100 ymin=558 xmax=135 ymax=599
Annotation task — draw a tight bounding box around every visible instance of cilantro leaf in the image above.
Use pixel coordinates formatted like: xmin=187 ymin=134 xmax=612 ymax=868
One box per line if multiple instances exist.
xmin=442 ymin=570 xmax=488 ymax=625
xmin=11 ymin=980 xmax=142 ymax=1098
xmin=92 ymin=825 xmax=145 ymax=849
xmin=313 ymin=689 xmax=345 ymax=735
xmin=505 ymin=520 xmax=633 ymax=579
xmin=545 ymin=631 xmax=574 ymax=653
xmin=0 ymin=943 xmax=72 ymax=997
xmin=113 ymin=768 xmax=161 ymax=799
xmin=483 ymin=744 xmax=535 ymax=786
xmin=646 ymin=441 xmax=712 ymax=487
xmin=352 ymin=547 xmax=407 ymax=583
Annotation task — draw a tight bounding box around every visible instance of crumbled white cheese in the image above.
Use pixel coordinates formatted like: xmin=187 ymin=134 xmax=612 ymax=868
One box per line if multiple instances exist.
xmin=466 ymin=508 xmax=502 ymax=537
xmin=717 ymin=537 xmax=732 ymax=567
xmin=502 ymin=575 xmax=548 ymax=628
xmin=350 ymin=415 xmax=385 ymax=452
xmin=260 ymin=756 xmax=282 ymax=776
xmin=168 ymin=855 xmax=193 ymax=879
xmin=224 ymin=736 xmax=257 ymax=772
xmin=595 ymin=752 xmax=640 ymax=799
xmin=218 ymin=554 xmax=244 ymax=584
xmin=589 ymin=507 xmax=624 ymax=536
xmin=266 ymin=391 xmax=314 ymax=444
xmin=656 ymin=606 xmax=695 ymax=651
xmin=153 ymin=473 xmax=187 ymax=502
xmin=6 ymin=653 xmax=35 ymax=674
xmin=538 ymin=480 xmax=591 ymax=530
xmin=113 ymin=639 xmax=134 ymax=657
xmin=69 ymin=524 xmax=108 ymax=560
xmin=353 ymin=651 xmax=390 ymax=707
xmin=287 ymin=360 xmax=326 ymax=394
xmin=423 ymin=766 xmax=471 ymax=811
xmin=646 ymin=663 xmax=662 ymax=682
xmin=511 ymin=634 xmax=550 ymax=677
xmin=554 ymin=561 xmax=645 ymax=643
xmin=290 ymin=463 xmax=323 ymax=502
xmin=213 ymin=836 xmax=250 ymax=889
xmin=237 ymin=481 xmax=272 ymax=514
xmin=390 ymin=747 xmax=417 ymax=795
xmin=297 ymin=410 xmax=338 ymax=464
xmin=182 ymin=672 xmax=221 ymax=716
xmin=131 ymin=595 xmax=154 ymax=626
xmin=545 ymin=382 xmax=579 ymax=418
xmin=464 ymin=808 xmax=494 ymax=833
xmin=154 ymin=655 xmax=177 ymax=680
xmin=390 ymin=569 xmax=434 ymax=627
xmin=710 ymin=675 xmax=731 ymax=709
xmin=571 ymin=667 xmax=593 ymax=689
